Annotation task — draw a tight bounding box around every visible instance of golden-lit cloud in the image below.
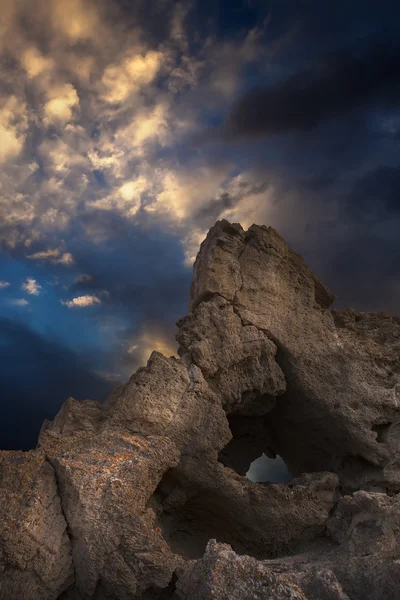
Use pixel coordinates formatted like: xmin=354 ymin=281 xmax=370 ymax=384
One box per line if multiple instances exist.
xmin=21 ymin=47 xmax=54 ymax=79
xmin=27 ymin=249 xmax=74 ymax=265
xmin=44 ymin=84 xmax=80 ymax=125
xmin=127 ymin=327 xmax=178 ymax=369
xmin=146 ymin=164 xmax=233 ymax=221
xmin=0 ymin=0 xmax=268 ymax=264
xmin=100 ymin=51 xmax=163 ymax=104
xmin=94 ymin=369 xmax=122 ymax=383
xmin=0 ymin=96 xmax=28 ymax=163
xmin=39 ymin=137 xmax=88 ymax=175
xmin=214 ymin=173 xmax=274 ymax=230
xmin=50 ymin=0 xmax=103 ymax=43
xmin=22 ymin=278 xmax=42 ymax=296
xmin=62 ymin=295 xmax=101 ymax=308
xmin=182 ymin=228 xmax=208 ymax=266
xmin=127 ymin=104 xmax=170 ymax=149
xmin=90 ymin=175 xmax=148 ymax=217
xmin=74 ymin=274 xmax=92 ymax=284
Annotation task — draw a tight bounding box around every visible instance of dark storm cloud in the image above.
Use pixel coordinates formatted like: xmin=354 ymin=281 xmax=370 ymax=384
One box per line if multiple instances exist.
xmin=318 ymin=226 xmax=400 ymax=315
xmin=195 ymin=192 xmax=236 ymax=222
xmin=74 ymin=273 xmax=93 ymax=284
xmin=194 ymin=181 xmax=270 ymax=226
xmin=301 ymin=170 xmax=337 ymax=192
xmin=224 ymin=42 xmax=400 ymax=138
xmin=0 ymin=318 xmax=113 ymax=451
xmin=347 ymin=164 xmax=400 ymax=219
xmin=188 ymin=0 xmax=270 ymax=40
xmin=72 ymin=273 xmax=97 ymax=292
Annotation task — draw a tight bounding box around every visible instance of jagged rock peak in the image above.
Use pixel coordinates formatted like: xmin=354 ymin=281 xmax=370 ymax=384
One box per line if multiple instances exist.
xmin=1 ymin=220 xmax=400 ymax=600
xmin=189 ymin=219 xmax=335 ymax=312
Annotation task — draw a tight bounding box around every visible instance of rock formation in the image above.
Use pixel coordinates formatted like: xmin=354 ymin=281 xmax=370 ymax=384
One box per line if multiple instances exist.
xmin=1 ymin=220 xmax=400 ymax=599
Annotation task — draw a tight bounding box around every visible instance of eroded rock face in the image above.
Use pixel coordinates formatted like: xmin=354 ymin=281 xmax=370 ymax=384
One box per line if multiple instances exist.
xmin=176 ymin=520 xmax=400 ymax=600
xmin=175 ymin=488 xmax=400 ymax=600
xmin=175 ymin=540 xmax=309 ymax=600
xmin=177 ymin=294 xmax=285 ymax=413
xmin=0 ymin=449 xmax=73 ymax=600
xmin=187 ymin=220 xmax=400 ymax=492
xmin=42 ymin=429 xmax=181 ymax=599
xmin=1 ymin=220 xmax=400 ymax=599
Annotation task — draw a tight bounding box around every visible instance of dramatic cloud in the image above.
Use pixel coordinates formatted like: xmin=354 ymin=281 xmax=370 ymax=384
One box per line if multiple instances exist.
xmin=0 ymin=0 xmax=266 ymax=257
xmin=44 ymin=84 xmax=80 ymax=126
xmin=22 ymin=278 xmax=42 ymax=296
xmin=347 ymin=164 xmax=400 ymax=219
xmin=62 ymin=295 xmax=101 ymax=308
xmin=0 ymin=96 xmax=28 ymax=164
xmin=224 ymin=42 xmax=400 ymax=138
xmin=100 ymin=50 xmax=163 ymax=103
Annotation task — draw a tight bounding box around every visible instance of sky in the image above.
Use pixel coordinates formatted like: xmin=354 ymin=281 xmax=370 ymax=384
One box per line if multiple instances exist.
xmin=1 ymin=0 xmax=400 ymax=450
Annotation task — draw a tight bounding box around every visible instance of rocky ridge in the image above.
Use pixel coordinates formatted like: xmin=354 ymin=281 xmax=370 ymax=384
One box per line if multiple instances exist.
xmin=1 ymin=220 xmax=400 ymax=599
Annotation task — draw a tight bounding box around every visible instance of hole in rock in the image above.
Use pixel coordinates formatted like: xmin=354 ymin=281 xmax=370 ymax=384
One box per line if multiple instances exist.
xmin=218 ymin=413 xmax=292 ymax=483
xmin=218 ymin=413 xmax=275 ymax=477
xmin=372 ymin=423 xmax=392 ymax=444
xmin=246 ymin=453 xmax=292 ymax=484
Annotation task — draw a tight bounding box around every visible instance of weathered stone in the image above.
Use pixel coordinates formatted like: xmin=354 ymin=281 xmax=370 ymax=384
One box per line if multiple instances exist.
xmin=175 ymin=540 xmax=308 ymax=600
xmin=176 ymin=488 xmax=400 ymax=600
xmin=0 ymin=449 xmax=73 ymax=600
xmin=189 ymin=220 xmax=245 ymax=311
xmin=39 ymin=398 xmax=102 ymax=439
xmin=327 ymin=490 xmax=400 ymax=558
xmin=102 ymin=353 xmax=337 ymax=562
xmin=177 ymin=295 xmax=285 ymax=412
xmin=39 ymin=427 xmax=182 ymax=599
xmin=187 ymin=221 xmax=400 ymax=492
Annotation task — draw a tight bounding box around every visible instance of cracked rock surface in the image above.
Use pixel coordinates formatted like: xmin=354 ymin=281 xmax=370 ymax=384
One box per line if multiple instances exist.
xmin=0 ymin=449 xmax=74 ymax=599
xmin=1 ymin=220 xmax=400 ymax=599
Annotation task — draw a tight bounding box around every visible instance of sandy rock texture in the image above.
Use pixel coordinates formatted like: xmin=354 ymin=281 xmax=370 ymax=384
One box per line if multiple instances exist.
xmin=0 ymin=449 xmax=73 ymax=600
xmin=1 ymin=220 xmax=400 ymax=599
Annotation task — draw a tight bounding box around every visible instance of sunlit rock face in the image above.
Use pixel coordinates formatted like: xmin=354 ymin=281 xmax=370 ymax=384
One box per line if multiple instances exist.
xmin=1 ymin=220 xmax=400 ymax=599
